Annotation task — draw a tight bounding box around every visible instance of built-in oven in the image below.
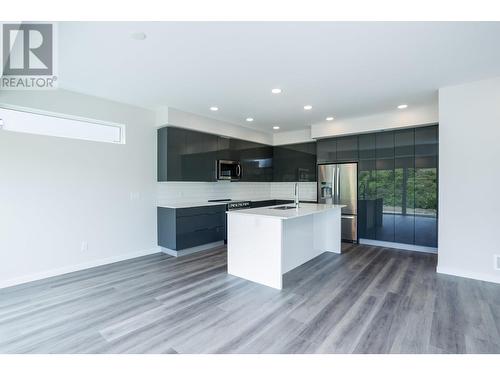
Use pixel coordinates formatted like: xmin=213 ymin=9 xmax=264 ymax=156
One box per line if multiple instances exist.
xmin=216 ymin=160 xmax=242 ymax=181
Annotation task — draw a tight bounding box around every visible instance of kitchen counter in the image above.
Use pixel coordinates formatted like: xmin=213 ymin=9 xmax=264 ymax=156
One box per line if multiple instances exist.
xmin=158 ymin=201 xmax=229 ymax=209
xmin=157 ymin=198 xmax=314 ymax=209
xmin=227 ymin=203 xmax=345 ymax=220
xmin=227 ymin=203 xmax=344 ymax=290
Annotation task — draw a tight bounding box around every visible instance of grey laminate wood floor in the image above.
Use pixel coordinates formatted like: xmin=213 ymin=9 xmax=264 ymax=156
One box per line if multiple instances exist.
xmin=1 ymin=243 xmax=500 ymax=354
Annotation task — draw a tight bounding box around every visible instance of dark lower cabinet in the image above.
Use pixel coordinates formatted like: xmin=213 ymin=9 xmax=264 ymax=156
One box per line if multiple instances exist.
xmin=158 ymin=205 xmax=225 ymax=251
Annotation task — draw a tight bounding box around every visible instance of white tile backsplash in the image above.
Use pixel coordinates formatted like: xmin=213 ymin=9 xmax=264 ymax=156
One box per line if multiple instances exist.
xmin=157 ymin=181 xmax=317 ymax=205
xmin=270 ymin=182 xmax=317 ymax=201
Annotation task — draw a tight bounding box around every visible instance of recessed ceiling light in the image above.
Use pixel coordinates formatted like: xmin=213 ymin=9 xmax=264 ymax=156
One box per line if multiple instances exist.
xmin=398 ymin=104 xmax=408 ymax=109
xmin=130 ymin=32 xmax=147 ymax=41
xmin=326 ymin=117 xmax=334 ymax=121
xmin=209 ymin=106 xmax=219 ymax=111
xmin=273 ymin=126 xmax=280 ymax=130
xmin=246 ymin=117 xmax=254 ymax=122
xmin=271 ymin=88 xmax=282 ymax=94
xmin=304 ymin=105 xmax=313 ymax=110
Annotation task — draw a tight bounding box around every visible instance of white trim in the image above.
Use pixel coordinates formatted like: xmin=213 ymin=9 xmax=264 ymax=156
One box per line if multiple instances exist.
xmin=437 ymin=266 xmax=500 ymax=285
xmin=0 ymin=247 xmax=161 ymax=290
xmin=160 ymin=241 xmax=225 ymax=257
xmin=359 ymin=238 xmax=438 ymax=254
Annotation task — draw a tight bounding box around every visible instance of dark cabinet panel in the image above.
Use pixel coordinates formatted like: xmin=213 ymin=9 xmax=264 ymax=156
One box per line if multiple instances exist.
xmin=273 ymin=142 xmax=316 ymax=182
xmin=414 ymin=126 xmax=438 ymax=247
xmin=336 ymin=136 xmax=358 ymax=161
xmin=358 ymin=159 xmax=378 ymax=240
xmin=375 ymin=132 xmax=395 ymax=242
xmin=158 ymin=127 xmax=217 ymax=182
xmin=394 ymin=129 xmax=415 ymax=245
xmin=320 ymin=124 xmax=438 ymax=248
xmin=158 ymin=126 xmax=186 ymax=181
xmin=395 ymin=156 xmax=415 ymax=244
xmin=234 ymin=139 xmax=273 ymax=182
xmin=358 ymin=133 xmax=376 ymax=160
xmin=182 ymin=130 xmax=218 ymax=181
xmin=217 ymin=136 xmax=233 ymax=160
xmin=157 ymin=205 xmax=226 ymax=251
xmin=317 ymin=138 xmax=337 ymax=164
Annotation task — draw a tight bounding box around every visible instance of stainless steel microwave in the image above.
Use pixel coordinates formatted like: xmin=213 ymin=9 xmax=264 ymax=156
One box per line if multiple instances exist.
xmin=216 ymin=160 xmax=242 ymax=181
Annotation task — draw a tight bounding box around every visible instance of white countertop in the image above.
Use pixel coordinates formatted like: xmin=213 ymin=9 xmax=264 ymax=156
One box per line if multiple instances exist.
xmin=226 ymin=203 xmax=345 ymax=220
xmin=157 ymin=198 xmax=293 ymax=209
xmin=158 ymin=201 xmax=229 ymax=209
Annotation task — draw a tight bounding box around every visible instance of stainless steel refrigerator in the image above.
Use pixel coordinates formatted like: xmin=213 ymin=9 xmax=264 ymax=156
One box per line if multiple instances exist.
xmin=317 ymin=163 xmax=357 ymax=242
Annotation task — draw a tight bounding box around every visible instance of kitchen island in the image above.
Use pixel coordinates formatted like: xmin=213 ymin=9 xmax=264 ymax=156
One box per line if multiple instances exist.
xmin=227 ymin=203 xmax=345 ymax=289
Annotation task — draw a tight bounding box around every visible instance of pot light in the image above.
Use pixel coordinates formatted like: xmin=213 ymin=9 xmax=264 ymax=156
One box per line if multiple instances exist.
xmin=326 ymin=117 xmax=334 ymax=121
xmin=398 ymin=104 xmax=408 ymax=109
xmin=304 ymin=105 xmax=312 ymax=110
xmin=209 ymin=106 xmax=219 ymax=111
xmin=130 ymin=32 xmax=147 ymax=41
xmin=273 ymin=126 xmax=280 ymax=130
xmin=271 ymin=88 xmax=282 ymax=94
xmin=246 ymin=117 xmax=254 ymax=122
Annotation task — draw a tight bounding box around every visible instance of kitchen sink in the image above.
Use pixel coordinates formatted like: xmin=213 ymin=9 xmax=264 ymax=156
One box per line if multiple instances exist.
xmin=271 ymin=205 xmax=297 ymax=210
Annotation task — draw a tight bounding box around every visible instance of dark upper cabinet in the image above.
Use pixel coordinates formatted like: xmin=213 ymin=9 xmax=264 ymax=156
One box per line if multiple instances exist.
xmin=317 ymin=135 xmax=358 ymax=163
xmin=336 ymin=136 xmax=358 ymax=161
xmin=158 ymin=126 xmax=185 ymax=181
xmin=359 ymin=133 xmax=376 ymax=160
xmin=157 ymin=126 xmax=217 ymax=182
xmin=235 ymin=139 xmax=273 ymax=182
xmin=217 ymin=136 xmax=232 ymax=160
xmin=273 ymin=142 xmax=316 ymax=182
xmin=316 ymin=138 xmax=337 ymax=164
xmin=182 ymin=129 xmax=218 ymax=181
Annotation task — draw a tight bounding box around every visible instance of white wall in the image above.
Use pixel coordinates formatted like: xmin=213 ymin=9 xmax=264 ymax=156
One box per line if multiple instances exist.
xmin=0 ymin=89 xmax=157 ymax=288
xmin=157 ymin=106 xmax=273 ymax=144
xmin=273 ymin=128 xmax=314 ymax=145
xmin=437 ymin=77 xmax=500 ymax=284
xmin=310 ymin=103 xmax=439 ymax=139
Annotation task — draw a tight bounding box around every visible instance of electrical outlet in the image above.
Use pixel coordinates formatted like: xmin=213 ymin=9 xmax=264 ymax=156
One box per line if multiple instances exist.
xmin=130 ymin=192 xmax=140 ymax=201
xmin=81 ymin=241 xmax=88 ymax=252
xmin=495 ymin=255 xmax=500 ymax=271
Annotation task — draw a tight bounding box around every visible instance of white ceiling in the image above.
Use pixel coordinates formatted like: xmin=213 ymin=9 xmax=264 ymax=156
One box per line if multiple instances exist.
xmin=58 ymin=22 xmax=500 ymax=133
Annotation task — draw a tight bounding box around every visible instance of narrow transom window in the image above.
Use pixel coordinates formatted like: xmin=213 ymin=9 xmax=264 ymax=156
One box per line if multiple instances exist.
xmin=0 ymin=106 xmax=125 ymax=144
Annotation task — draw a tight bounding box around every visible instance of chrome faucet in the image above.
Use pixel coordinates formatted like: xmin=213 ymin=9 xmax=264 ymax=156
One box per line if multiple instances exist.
xmin=294 ymin=182 xmax=300 ymax=208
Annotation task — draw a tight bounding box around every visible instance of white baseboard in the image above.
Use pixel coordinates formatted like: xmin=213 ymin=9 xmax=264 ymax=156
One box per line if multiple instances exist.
xmin=0 ymin=247 xmax=161 ymax=290
xmin=359 ymin=238 xmax=438 ymax=254
xmin=437 ymin=266 xmax=500 ymax=285
xmin=160 ymin=241 xmax=225 ymax=257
